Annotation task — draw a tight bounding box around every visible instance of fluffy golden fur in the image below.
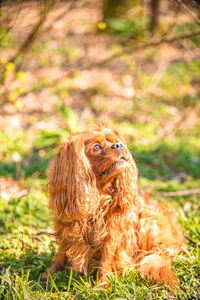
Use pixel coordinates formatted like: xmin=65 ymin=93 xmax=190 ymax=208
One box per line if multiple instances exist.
xmin=45 ymin=127 xmax=184 ymax=286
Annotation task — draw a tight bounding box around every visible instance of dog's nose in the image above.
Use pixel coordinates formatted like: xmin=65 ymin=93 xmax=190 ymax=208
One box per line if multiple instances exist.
xmin=111 ymin=142 xmax=123 ymax=151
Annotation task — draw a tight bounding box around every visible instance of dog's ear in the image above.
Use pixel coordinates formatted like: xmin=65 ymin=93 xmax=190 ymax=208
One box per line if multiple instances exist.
xmin=47 ymin=136 xmax=99 ymax=219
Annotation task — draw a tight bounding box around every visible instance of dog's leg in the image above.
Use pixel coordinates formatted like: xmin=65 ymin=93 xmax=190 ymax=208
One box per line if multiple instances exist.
xmin=98 ymin=238 xmax=118 ymax=282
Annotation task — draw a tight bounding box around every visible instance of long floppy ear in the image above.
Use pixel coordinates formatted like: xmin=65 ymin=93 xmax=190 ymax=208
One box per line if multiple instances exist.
xmin=47 ymin=135 xmax=99 ymax=220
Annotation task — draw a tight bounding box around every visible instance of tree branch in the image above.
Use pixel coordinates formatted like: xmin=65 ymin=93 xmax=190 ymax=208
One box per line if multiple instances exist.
xmin=83 ymin=29 xmax=200 ymax=69
xmin=141 ymin=29 xmax=200 ymax=49
xmin=9 ymin=1 xmax=54 ymax=64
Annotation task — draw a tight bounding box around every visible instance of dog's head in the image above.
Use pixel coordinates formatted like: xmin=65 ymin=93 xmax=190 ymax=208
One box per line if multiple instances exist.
xmin=47 ymin=128 xmax=138 ymax=219
xmin=84 ymin=128 xmax=137 ymax=187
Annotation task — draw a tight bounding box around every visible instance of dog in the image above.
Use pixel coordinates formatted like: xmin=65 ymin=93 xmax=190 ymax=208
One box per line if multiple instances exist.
xmin=44 ymin=127 xmax=184 ymax=286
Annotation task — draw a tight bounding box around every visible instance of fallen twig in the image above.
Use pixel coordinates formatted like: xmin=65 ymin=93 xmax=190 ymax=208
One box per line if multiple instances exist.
xmin=184 ymin=235 xmax=200 ymax=247
xmin=37 ymin=229 xmax=54 ymax=235
xmin=160 ymin=188 xmax=200 ymax=197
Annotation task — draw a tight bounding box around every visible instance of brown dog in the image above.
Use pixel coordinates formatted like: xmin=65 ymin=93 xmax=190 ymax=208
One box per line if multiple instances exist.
xmin=45 ymin=127 xmax=184 ymax=286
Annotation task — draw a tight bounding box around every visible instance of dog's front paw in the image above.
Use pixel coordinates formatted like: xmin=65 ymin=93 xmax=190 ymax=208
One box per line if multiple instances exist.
xmin=41 ymin=265 xmax=64 ymax=283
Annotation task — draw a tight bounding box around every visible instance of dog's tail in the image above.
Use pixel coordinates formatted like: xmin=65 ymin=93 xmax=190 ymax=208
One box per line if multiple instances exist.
xmin=139 ymin=253 xmax=178 ymax=287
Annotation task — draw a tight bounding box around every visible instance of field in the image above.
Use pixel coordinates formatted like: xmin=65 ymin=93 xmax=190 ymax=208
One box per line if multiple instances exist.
xmin=0 ymin=0 xmax=200 ymax=299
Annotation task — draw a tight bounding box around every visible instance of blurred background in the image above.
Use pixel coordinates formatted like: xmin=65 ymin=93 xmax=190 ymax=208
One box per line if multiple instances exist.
xmin=0 ymin=0 xmax=200 ymax=298
xmin=1 ymin=0 xmax=200 ymax=180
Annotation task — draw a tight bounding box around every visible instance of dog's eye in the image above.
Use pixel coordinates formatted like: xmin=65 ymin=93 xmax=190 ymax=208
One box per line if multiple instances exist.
xmin=93 ymin=144 xmax=103 ymax=152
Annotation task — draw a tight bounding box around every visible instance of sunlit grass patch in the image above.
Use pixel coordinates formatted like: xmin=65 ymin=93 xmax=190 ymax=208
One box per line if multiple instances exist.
xmin=0 ymin=0 xmax=200 ymax=298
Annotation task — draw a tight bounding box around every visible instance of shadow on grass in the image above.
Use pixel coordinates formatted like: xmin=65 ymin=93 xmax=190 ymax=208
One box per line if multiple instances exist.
xmin=0 ymin=248 xmax=83 ymax=294
xmin=1 ymin=249 xmax=53 ymax=282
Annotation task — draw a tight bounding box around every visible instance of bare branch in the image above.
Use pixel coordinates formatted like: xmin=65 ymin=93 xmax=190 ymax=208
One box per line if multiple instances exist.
xmin=174 ymin=0 xmax=200 ymax=25
xmin=138 ymin=29 xmax=200 ymax=49
xmin=9 ymin=0 xmax=55 ymax=64
xmin=85 ymin=29 xmax=200 ymax=68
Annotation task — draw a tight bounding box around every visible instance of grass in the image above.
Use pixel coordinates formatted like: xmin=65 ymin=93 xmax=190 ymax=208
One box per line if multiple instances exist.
xmin=0 ymin=0 xmax=200 ymax=298
xmin=0 ymin=115 xmax=200 ymax=299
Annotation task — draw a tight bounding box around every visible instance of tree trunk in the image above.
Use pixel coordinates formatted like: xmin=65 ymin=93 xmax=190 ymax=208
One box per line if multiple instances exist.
xmin=150 ymin=0 xmax=160 ymax=34
xmin=103 ymin=0 xmax=124 ymax=20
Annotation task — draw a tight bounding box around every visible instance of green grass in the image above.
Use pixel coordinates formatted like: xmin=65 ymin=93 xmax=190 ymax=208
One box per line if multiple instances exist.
xmin=0 ymin=117 xmax=200 ymax=299
xmin=1 ymin=61 xmax=200 ymax=297
xmin=0 ymin=1 xmax=200 ymax=298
